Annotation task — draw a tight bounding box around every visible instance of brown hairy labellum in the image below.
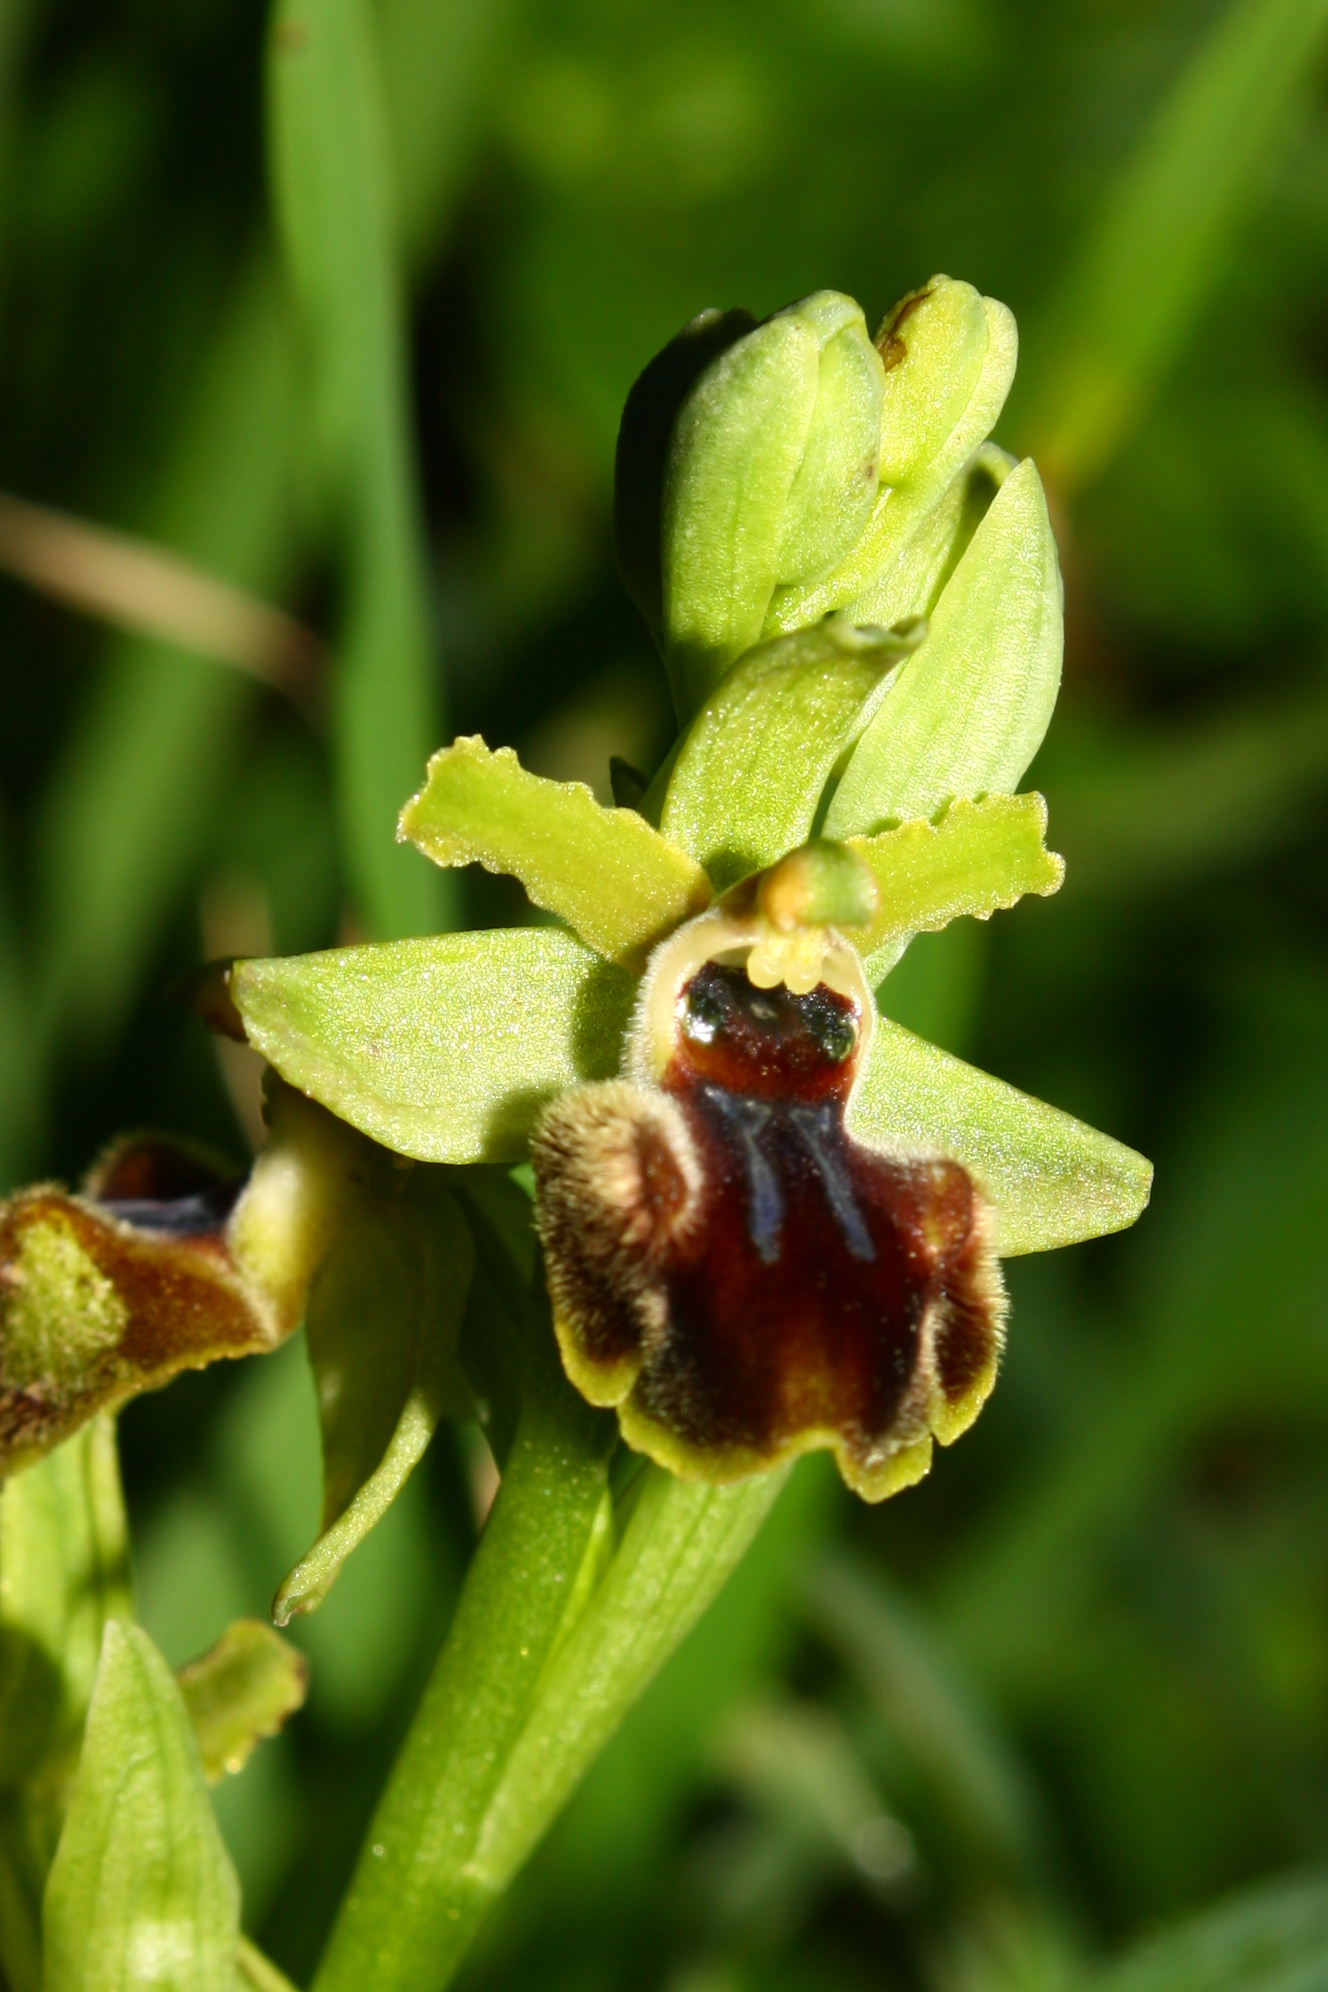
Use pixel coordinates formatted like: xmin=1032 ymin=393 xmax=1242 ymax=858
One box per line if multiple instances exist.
xmin=533 ymin=906 xmax=1006 ymax=1500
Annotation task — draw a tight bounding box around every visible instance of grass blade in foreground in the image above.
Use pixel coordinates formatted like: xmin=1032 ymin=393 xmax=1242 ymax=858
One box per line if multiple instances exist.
xmin=1026 ymin=0 xmax=1328 ymax=490
xmin=269 ymin=0 xmax=444 ymax=940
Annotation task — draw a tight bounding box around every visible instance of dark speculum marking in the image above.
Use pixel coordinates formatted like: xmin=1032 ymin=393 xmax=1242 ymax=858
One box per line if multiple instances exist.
xmin=633 ymin=961 xmax=984 ymax=1467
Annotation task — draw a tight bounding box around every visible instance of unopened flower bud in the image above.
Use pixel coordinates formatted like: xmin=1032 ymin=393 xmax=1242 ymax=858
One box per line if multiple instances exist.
xmin=618 ymin=291 xmax=885 ymax=717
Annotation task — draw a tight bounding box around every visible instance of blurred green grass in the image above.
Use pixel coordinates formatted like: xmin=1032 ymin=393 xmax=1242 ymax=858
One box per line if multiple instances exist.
xmin=3 ymin=0 xmax=1328 ymax=1986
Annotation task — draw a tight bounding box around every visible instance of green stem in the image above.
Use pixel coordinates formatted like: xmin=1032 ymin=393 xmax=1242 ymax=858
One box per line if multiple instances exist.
xmin=310 ymin=1370 xmax=617 ymax=1991
xmin=312 ymin=1407 xmax=786 ymax=1992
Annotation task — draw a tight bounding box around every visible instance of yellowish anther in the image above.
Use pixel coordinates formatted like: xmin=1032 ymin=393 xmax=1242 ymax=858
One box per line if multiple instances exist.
xmin=746 ymin=925 xmax=830 ymax=995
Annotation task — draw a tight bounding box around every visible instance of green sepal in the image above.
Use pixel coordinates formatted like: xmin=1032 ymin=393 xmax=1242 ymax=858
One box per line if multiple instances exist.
xmin=230 ymin=931 xmax=637 ymax=1164
xmin=399 ymin=736 xmax=711 ymax=965
xmin=874 ymin=276 xmax=1017 ymax=494
xmin=275 ymin=1169 xmax=474 ymax=1622
xmin=850 ymin=1018 xmax=1152 ymax=1255
xmin=614 ymin=305 xmax=756 ymax=641
xmin=43 ymin=1621 xmax=241 ymax=1992
xmin=661 ymin=616 xmax=925 ymax=888
xmin=177 ymin=1620 xmax=308 ymax=1783
xmin=824 ymin=457 xmax=1063 ymax=836
xmin=849 ymin=793 xmax=1064 ymax=981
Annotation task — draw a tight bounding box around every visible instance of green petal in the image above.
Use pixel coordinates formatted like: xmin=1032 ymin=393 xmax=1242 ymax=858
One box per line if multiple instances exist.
xmin=399 ymin=736 xmax=710 ymax=964
xmin=230 ymin=931 xmax=637 ymax=1164
xmin=850 ymin=1019 xmax=1151 ymax=1255
xmin=43 ymin=1622 xmax=240 ymax=1992
xmin=275 ymin=1172 xmax=474 ymax=1622
xmin=849 ymin=794 xmax=1064 ymax=981
xmin=824 ymin=458 xmax=1063 ymax=836
xmin=661 ymin=617 xmax=924 ymax=888
xmin=177 ymin=1620 xmax=308 ymax=1783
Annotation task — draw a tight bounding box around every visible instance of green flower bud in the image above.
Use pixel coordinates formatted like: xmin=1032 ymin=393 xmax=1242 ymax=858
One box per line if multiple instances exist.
xmin=617 ymin=291 xmax=885 ymax=718
xmin=619 ymin=277 xmax=1027 ymax=725
xmin=766 ymin=275 xmax=1018 ymax=635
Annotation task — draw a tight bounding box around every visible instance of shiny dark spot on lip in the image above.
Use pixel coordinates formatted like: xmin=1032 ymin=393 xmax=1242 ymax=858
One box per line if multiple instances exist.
xmin=677 ymin=961 xmax=860 ymax=1100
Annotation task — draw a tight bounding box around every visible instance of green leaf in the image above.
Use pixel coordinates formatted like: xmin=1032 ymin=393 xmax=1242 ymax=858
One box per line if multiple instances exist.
xmin=400 ymin=736 xmax=711 ymax=964
xmin=43 ymin=1621 xmax=241 ymax=1992
xmin=660 ymin=618 xmax=925 ymax=888
xmin=269 ymin=0 xmax=444 ymax=940
xmin=0 ymin=1419 xmax=130 ymax=1992
xmin=0 ymin=1418 xmax=131 ymax=1790
xmin=1091 ymin=1868 xmax=1328 ymax=1992
xmin=231 ymin=931 xmax=637 ymax=1164
xmin=177 ymin=1620 xmax=308 ymax=1783
xmin=824 ymin=458 xmax=1062 ymax=836
xmin=848 ymin=793 xmax=1064 ymax=981
xmin=275 ymin=1171 xmax=475 ymax=1621
xmin=1027 ymin=0 xmax=1328 ymax=491
xmin=850 ymin=1016 xmax=1151 ymax=1255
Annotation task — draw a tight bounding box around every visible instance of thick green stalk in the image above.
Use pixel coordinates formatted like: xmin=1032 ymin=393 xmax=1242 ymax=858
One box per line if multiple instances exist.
xmin=310 ymin=1366 xmax=617 ymax=1990
xmin=312 ymin=1381 xmax=785 ymax=1992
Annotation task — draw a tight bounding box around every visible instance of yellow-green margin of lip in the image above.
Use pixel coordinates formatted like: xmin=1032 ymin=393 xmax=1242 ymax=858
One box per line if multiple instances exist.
xmin=615 ymin=1387 xmax=940 ymax=1501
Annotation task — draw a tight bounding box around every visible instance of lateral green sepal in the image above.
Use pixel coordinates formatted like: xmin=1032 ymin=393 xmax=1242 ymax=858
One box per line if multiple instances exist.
xmin=400 ymin=737 xmax=711 ymax=965
xmin=229 ymin=931 xmax=637 ymax=1164
xmin=850 ymin=1018 xmax=1152 ymax=1255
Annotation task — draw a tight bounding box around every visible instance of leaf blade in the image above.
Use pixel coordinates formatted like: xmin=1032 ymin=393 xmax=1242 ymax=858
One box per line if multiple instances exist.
xmin=43 ymin=1621 xmax=241 ymax=1992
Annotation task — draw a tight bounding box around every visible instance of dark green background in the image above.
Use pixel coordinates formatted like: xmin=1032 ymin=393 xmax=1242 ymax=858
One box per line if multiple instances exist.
xmin=2 ymin=0 xmax=1327 ymax=1985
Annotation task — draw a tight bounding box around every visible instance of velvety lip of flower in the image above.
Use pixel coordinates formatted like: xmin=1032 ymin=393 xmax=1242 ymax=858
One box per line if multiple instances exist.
xmin=532 ymin=846 xmax=1009 ymax=1501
